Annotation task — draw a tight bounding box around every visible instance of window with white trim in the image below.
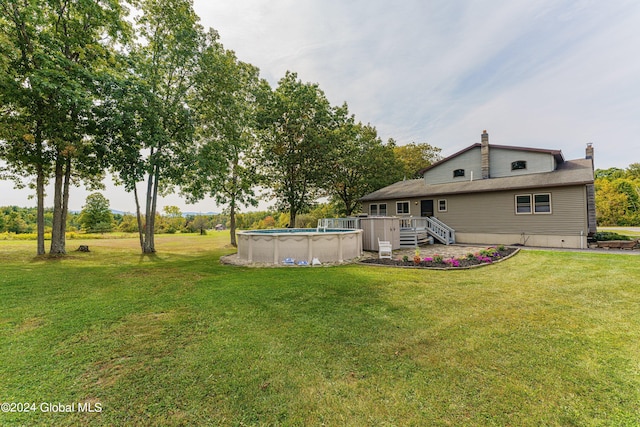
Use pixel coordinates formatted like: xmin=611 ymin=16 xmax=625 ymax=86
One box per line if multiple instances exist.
xmin=438 ymin=199 xmax=447 ymax=212
xmin=515 ymin=195 xmax=532 ymax=214
xmin=534 ymin=193 xmax=551 ymax=214
xmin=396 ymin=201 xmax=410 ymax=215
xmin=515 ymin=193 xmax=552 ymax=215
xmin=369 ymin=203 xmax=387 ymax=216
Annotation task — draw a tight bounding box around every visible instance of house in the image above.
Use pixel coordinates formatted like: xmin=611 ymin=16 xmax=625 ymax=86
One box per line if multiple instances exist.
xmin=359 ymin=131 xmax=596 ymax=249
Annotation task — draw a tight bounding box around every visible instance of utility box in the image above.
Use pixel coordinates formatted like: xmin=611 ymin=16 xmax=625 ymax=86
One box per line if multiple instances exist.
xmin=360 ymin=217 xmax=401 ymax=251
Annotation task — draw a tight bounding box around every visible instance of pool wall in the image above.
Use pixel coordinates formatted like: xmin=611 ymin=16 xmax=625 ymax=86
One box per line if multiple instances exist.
xmin=236 ymin=229 xmax=363 ymax=264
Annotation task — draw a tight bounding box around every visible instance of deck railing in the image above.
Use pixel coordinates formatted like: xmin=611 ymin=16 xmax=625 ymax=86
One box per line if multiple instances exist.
xmin=317 ymin=217 xmax=360 ymax=230
xmin=319 ymin=216 xmax=455 ymax=245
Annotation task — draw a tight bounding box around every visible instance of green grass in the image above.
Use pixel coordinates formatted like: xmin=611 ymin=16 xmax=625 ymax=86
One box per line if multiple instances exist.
xmin=1 ymin=234 xmax=640 ymax=426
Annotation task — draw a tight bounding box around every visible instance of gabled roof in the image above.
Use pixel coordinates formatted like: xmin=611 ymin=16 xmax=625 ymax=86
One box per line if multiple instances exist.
xmin=417 ymin=143 xmax=565 ymax=175
xmin=360 ymin=159 xmax=594 ymax=202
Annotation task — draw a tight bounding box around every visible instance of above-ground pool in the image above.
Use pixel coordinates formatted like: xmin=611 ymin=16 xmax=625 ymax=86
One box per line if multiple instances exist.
xmin=236 ymin=228 xmax=363 ymax=264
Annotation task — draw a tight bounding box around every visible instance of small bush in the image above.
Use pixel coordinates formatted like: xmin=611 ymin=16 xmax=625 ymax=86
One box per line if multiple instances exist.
xmin=594 ymin=231 xmax=631 ymax=241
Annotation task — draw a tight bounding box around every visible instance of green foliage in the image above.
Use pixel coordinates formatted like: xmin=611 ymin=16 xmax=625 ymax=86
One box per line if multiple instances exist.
xmin=257 ymin=71 xmax=333 ymax=226
xmin=0 ymin=0 xmax=130 ymax=254
xmin=595 ymin=164 xmax=640 ymax=226
xmin=322 ymin=104 xmax=404 ymax=216
xmin=593 ymin=231 xmax=631 ymax=241
xmin=78 ymin=193 xmax=114 ymax=233
xmin=179 ymin=34 xmax=264 ymax=246
xmin=393 ymin=141 xmax=443 ymax=179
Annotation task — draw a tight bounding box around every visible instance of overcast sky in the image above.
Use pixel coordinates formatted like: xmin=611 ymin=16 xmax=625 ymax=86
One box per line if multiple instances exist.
xmin=2 ymin=0 xmax=639 ymax=212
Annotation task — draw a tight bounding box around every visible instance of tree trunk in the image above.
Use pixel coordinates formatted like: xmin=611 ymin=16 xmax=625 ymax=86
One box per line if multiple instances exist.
xmin=133 ymin=183 xmax=144 ymax=249
xmin=58 ymin=156 xmax=72 ymax=253
xmin=229 ymin=201 xmax=237 ymax=247
xmin=50 ymin=157 xmax=65 ymax=254
xmin=142 ymin=152 xmax=155 ymax=254
xmin=289 ymin=210 xmax=296 ymax=229
xmin=35 ymin=162 xmax=46 ymax=256
xmin=149 ymin=164 xmax=160 ymax=252
xmin=34 ymin=124 xmax=46 ymax=255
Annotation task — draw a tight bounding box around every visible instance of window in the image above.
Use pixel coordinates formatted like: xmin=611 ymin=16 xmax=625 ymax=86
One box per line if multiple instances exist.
xmin=511 ymin=160 xmax=527 ymax=171
xmin=453 ymin=169 xmax=465 ymax=177
xmin=396 ymin=201 xmax=410 ymax=215
xmin=515 ymin=195 xmax=532 ymax=214
xmin=534 ymin=194 xmax=551 ymax=213
xmin=515 ymin=193 xmax=552 ymax=215
xmin=438 ymin=199 xmax=447 ymax=212
xmin=369 ymin=203 xmax=387 ymax=216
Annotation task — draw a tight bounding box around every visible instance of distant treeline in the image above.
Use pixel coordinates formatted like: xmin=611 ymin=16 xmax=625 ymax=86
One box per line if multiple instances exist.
xmin=0 ymin=204 xmax=343 ymax=236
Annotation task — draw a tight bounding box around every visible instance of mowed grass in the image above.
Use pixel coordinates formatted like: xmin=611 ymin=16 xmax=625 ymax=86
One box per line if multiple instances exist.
xmin=1 ymin=234 xmax=640 ymax=426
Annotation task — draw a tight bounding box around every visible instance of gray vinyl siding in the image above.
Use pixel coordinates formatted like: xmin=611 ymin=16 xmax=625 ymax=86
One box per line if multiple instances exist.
xmin=365 ymin=199 xmax=423 ymax=217
xmin=435 ymin=186 xmax=587 ymax=235
xmin=423 ymin=147 xmax=557 ymax=185
xmin=424 ymin=148 xmax=482 ymax=185
xmin=362 ymin=185 xmax=588 ymax=235
xmin=489 ymin=148 xmax=556 ymax=177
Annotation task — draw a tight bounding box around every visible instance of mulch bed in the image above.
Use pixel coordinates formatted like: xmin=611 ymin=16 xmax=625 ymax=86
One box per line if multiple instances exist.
xmin=360 ymin=247 xmax=519 ymax=269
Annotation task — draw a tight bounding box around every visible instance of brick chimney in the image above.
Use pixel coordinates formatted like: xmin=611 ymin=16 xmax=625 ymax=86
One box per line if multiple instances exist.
xmin=586 ymin=143 xmax=594 ymax=166
xmin=481 ymin=130 xmax=490 ymax=179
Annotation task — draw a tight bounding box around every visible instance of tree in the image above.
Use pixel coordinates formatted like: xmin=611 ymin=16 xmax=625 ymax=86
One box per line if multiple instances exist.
xmin=78 ymin=193 xmax=113 ymax=233
xmin=257 ymin=72 xmax=332 ymax=227
xmin=180 ymin=32 xmax=264 ymax=246
xmin=163 ymin=205 xmax=184 ymax=233
xmin=102 ymin=0 xmax=203 ymax=253
xmin=323 ymin=104 xmax=404 ymax=216
xmin=191 ymin=215 xmax=208 ymax=235
xmin=0 ymin=0 xmax=129 ymax=255
xmin=393 ymin=142 xmax=442 ymax=179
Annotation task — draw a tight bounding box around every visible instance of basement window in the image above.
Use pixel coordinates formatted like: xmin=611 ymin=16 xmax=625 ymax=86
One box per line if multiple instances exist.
xmin=511 ymin=160 xmax=527 ymax=171
xmin=453 ymin=169 xmax=465 ymax=178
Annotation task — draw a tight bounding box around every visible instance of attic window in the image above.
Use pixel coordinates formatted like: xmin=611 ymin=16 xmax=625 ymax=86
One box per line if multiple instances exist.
xmin=453 ymin=169 xmax=465 ymax=178
xmin=511 ymin=160 xmax=527 ymax=171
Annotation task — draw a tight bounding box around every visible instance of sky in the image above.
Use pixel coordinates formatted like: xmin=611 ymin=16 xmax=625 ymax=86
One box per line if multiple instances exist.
xmin=2 ymin=0 xmax=639 ymax=213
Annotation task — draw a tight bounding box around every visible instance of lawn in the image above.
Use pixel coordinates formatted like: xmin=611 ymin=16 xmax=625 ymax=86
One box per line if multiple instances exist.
xmin=1 ymin=234 xmax=639 ymax=426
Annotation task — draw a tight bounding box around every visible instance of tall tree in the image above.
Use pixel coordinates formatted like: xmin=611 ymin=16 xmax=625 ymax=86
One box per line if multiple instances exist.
xmin=257 ymin=72 xmax=332 ymax=227
xmin=0 ymin=0 xmax=129 ymax=255
xmin=180 ymin=32 xmax=264 ymax=246
xmin=104 ymin=0 xmax=202 ymax=253
xmin=324 ymin=104 xmax=404 ymax=216
xmin=393 ymin=142 xmax=443 ymax=179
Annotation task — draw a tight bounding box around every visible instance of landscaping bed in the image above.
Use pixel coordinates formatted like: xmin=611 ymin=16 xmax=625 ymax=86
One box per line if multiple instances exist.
xmin=361 ymin=246 xmax=518 ymax=269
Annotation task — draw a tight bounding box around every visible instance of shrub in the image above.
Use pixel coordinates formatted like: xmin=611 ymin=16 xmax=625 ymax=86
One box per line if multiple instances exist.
xmin=594 ymin=231 xmax=631 ymax=241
